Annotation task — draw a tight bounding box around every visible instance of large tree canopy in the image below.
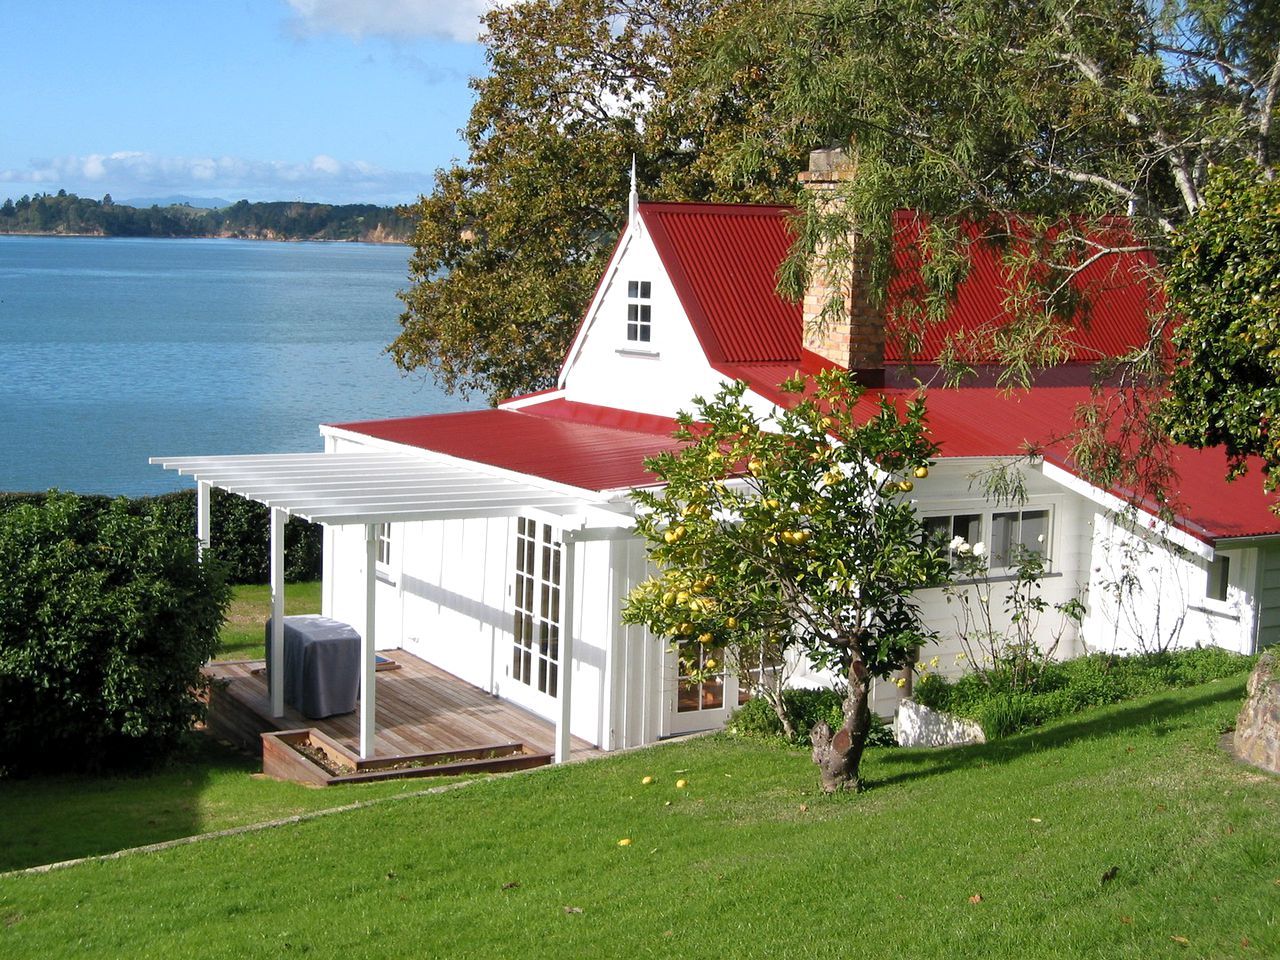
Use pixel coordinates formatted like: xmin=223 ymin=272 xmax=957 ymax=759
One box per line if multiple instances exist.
xmin=1163 ymin=163 xmax=1280 ymax=499
xmin=392 ymin=0 xmax=802 ymax=402
xmin=702 ymin=0 xmax=1279 ymax=496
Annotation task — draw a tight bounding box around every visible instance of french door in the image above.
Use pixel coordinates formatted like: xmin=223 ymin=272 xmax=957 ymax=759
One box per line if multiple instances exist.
xmin=503 ymin=517 xmax=561 ymax=712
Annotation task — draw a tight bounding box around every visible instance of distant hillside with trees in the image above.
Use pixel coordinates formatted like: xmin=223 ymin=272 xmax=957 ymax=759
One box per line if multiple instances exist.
xmin=0 ymin=190 xmax=413 ymax=243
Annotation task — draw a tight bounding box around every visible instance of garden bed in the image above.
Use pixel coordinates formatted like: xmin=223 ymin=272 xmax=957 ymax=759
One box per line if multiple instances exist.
xmin=261 ymin=728 xmax=553 ymax=786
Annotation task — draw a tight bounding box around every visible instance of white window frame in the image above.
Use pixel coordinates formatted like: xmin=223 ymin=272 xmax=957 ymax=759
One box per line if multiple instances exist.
xmin=512 ymin=517 xmax=561 ymax=698
xmin=626 ymin=279 xmax=652 ymax=343
xmin=374 ymin=522 xmax=394 ymax=582
xmin=1206 ymin=553 xmax=1231 ymax=603
xmin=921 ymin=501 xmax=1058 ymax=577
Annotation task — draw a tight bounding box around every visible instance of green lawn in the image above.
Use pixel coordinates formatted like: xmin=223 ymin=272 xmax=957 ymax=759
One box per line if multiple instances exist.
xmin=0 ymin=677 xmax=1276 ymax=959
xmin=0 ymin=735 xmax=465 ymax=873
xmin=215 ymin=580 xmax=321 ymax=661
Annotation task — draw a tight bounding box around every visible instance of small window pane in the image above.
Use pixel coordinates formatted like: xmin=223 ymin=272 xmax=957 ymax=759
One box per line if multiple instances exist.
xmin=923 ymin=516 xmax=951 ymax=548
xmin=639 ymin=281 xmax=651 ymax=298
xmin=628 ymin=280 xmax=638 ymax=297
xmin=955 ymin=514 xmax=982 ymax=547
xmin=991 ymin=512 xmax=1017 ymax=567
xmin=1020 ymin=510 xmax=1049 ymax=556
xmin=1207 ymin=555 xmax=1230 ymax=601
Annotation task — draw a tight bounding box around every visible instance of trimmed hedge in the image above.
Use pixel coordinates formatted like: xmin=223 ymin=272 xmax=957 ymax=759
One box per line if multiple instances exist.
xmin=913 ymin=647 xmax=1257 ymax=739
xmin=0 ymin=489 xmax=321 ymax=585
xmin=0 ymin=493 xmax=231 ymax=774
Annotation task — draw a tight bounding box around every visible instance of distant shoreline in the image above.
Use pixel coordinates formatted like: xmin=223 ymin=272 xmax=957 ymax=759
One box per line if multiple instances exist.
xmin=0 ymin=230 xmax=408 ymax=245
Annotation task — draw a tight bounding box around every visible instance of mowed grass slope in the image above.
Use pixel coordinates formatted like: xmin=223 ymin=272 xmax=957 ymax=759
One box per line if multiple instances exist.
xmin=215 ymin=580 xmax=321 ymax=661
xmin=1 ymin=677 xmax=1276 ymax=959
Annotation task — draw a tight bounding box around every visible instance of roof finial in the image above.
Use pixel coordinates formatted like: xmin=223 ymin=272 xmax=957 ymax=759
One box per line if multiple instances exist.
xmin=628 ymin=154 xmax=639 ymax=222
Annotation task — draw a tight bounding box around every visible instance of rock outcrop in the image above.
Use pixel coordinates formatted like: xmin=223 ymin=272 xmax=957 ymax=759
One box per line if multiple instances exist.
xmin=1233 ymin=649 xmax=1280 ymax=775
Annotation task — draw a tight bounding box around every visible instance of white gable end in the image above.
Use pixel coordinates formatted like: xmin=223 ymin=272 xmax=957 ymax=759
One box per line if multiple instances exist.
xmin=559 ymin=216 xmax=742 ymax=419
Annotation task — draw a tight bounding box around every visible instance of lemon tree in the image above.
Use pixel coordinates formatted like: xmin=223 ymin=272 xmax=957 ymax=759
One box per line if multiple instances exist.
xmin=624 ymin=370 xmax=946 ymax=791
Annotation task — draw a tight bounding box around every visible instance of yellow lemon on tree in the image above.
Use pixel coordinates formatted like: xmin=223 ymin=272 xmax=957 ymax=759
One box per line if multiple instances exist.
xmin=898 ymin=479 xmax=914 ymax=492
xmin=697 ymin=632 xmax=714 ymax=644
xmin=725 ymin=616 xmax=739 ymax=629
xmin=914 ymin=465 xmax=929 ymax=479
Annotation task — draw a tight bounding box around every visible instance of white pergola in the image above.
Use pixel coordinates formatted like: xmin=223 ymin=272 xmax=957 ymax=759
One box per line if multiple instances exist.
xmin=150 ymin=450 xmax=634 ymax=762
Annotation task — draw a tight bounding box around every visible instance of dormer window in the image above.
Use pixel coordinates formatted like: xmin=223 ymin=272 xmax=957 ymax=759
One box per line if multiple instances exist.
xmin=627 ymin=280 xmax=652 ymax=342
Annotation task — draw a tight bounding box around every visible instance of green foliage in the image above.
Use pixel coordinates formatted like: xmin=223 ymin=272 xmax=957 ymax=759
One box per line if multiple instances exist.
xmin=941 ymin=537 xmax=1085 ymax=692
xmin=391 ymin=0 xmax=803 ymax=402
xmin=914 ymin=647 xmax=1256 ymax=738
xmin=729 ymin=689 xmax=896 ymax=747
xmin=0 ymin=490 xmax=321 ymax=585
xmin=624 ymin=370 xmax=945 ymax=786
xmin=1163 ymin=163 xmax=1280 ymax=500
xmin=0 ymin=191 xmax=412 ymax=241
xmin=0 ymin=494 xmax=231 ymax=775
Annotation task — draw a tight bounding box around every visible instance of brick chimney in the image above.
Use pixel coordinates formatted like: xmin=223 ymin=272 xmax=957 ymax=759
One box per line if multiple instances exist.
xmin=798 ymin=148 xmax=885 ymax=385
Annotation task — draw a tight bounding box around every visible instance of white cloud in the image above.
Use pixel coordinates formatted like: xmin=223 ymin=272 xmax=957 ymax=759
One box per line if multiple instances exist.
xmin=0 ymin=152 xmax=432 ymax=206
xmin=283 ymin=0 xmax=515 ymax=44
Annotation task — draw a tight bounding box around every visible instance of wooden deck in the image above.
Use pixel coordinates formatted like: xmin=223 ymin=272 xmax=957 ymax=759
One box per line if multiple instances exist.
xmin=203 ymin=649 xmax=601 ymax=763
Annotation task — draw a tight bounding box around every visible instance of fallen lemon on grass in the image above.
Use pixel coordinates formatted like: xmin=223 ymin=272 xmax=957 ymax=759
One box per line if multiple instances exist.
xmin=618 ymin=838 xmax=632 ymax=847
xmin=676 ymin=779 xmax=689 ymax=789
xmin=641 ymin=775 xmax=654 ymax=785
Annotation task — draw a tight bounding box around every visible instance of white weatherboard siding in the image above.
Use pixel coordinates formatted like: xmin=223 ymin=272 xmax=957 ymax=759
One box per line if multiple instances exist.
xmin=1081 ymin=513 xmax=1263 ymax=655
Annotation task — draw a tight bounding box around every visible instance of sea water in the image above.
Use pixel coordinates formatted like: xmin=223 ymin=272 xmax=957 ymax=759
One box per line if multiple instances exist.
xmin=0 ymin=235 xmax=471 ymax=495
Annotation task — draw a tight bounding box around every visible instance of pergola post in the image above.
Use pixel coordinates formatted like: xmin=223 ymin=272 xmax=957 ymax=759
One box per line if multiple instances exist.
xmin=555 ymin=534 xmax=577 ymax=764
xmin=360 ymin=523 xmax=378 ymax=759
xmin=196 ymin=480 xmax=211 ymax=560
xmin=269 ymin=506 xmax=286 ymax=718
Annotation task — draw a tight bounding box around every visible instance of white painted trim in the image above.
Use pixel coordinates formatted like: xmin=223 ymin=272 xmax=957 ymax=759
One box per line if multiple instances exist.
xmin=360 ymin=524 xmax=378 ymax=759
xmin=555 ymin=534 xmax=577 ymax=764
xmin=499 ymin=390 xmax=566 ymax=411
xmin=557 ymin=229 xmax=636 ymax=387
xmin=269 ymin=507 xmax=286 ymax=718
xmin=1039 ymin=460 xmax=1214 ymax=560
xmin=196 ymin=481 xmax=211 ymax=560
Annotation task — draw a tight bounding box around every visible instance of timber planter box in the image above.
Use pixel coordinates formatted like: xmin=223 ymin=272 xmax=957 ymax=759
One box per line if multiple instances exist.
xmin=261 ymin=727 xmax=553 ymax=786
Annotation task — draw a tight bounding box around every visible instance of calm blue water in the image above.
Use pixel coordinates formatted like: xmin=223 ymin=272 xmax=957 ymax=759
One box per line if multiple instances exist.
xmin=0 ymin=236 xmax=472 ymax=495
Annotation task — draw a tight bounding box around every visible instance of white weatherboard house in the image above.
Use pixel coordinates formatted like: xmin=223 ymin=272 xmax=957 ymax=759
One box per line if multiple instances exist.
xmin=155 ymin=163 xmax=1280 ymax=762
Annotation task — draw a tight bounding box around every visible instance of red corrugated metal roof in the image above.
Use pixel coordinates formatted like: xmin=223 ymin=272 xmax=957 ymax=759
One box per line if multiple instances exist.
xmin=884 ymin=213 xmax=1164 ymax=363
xmin=640 ymin=203 xmax=801 ymax=363
xmin=328 ymin=405 xmax=685 ymax=493
xmin=638 ymin=201 xmax=1160 ymax=368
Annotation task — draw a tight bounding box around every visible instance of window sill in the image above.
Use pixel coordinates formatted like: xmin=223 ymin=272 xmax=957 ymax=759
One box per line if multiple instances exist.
xmin=1190 ymin=603 xmax=1239 ymax=622
xmin=375 ymin=571 xmax=396 ymax=587
xmin=616 ymin=347 xmax=660 ymax=359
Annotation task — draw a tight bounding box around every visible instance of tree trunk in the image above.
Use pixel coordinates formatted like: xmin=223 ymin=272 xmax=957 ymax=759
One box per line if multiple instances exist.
xmin=810 ymin=657 xmax=872 ymax=792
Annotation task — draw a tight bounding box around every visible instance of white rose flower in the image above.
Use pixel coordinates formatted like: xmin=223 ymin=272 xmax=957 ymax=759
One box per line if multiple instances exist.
xmin=972 ymin=541 xmax=986 ymax=557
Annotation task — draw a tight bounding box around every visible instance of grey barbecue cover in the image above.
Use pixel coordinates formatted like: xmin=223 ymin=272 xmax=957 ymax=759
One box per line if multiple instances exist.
xmin=265 ymin=614 xmax=361 ymax=719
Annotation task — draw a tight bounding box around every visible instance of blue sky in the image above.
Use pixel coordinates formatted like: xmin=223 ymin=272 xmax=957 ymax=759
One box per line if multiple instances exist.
xmin=1 ymin=1 xmax=497 ymax=205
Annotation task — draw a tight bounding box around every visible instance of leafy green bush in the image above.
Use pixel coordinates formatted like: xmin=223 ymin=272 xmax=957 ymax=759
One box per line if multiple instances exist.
xmin=0 ymin=489 xmax=321 ymax=584
xmin=913 ymin=648 xmax=1255 ymax=739
xmin=728 ymin=688 xmax=896 ymax=748
xmin=0 ymin=493 xmax=231 ymax=774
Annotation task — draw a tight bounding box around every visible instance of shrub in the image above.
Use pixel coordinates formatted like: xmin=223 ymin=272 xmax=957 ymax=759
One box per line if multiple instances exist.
xmin=0 ymin=493 xmax=231 ymax=774
xmin=0 ymin=489 xmax=322 ymax=584
xmin=911 ymin=648 xmax=1255 ymax=739
xmin=728 ymin=688 xmax=896 ymax=748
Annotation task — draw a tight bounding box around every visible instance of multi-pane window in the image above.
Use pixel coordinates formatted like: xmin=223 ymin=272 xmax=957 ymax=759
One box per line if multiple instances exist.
xmin=626 ymin=280 xmax=652 ymax=342
xmin=677 ymin=644 xmax=724 ymax=713
xmin=923 ymin=508 xmax=1052 ymax=572
xmin=513 ymin=518 xmax=561 ymax=697
xmin=375 ymin=523 xmax=392 ymax=568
